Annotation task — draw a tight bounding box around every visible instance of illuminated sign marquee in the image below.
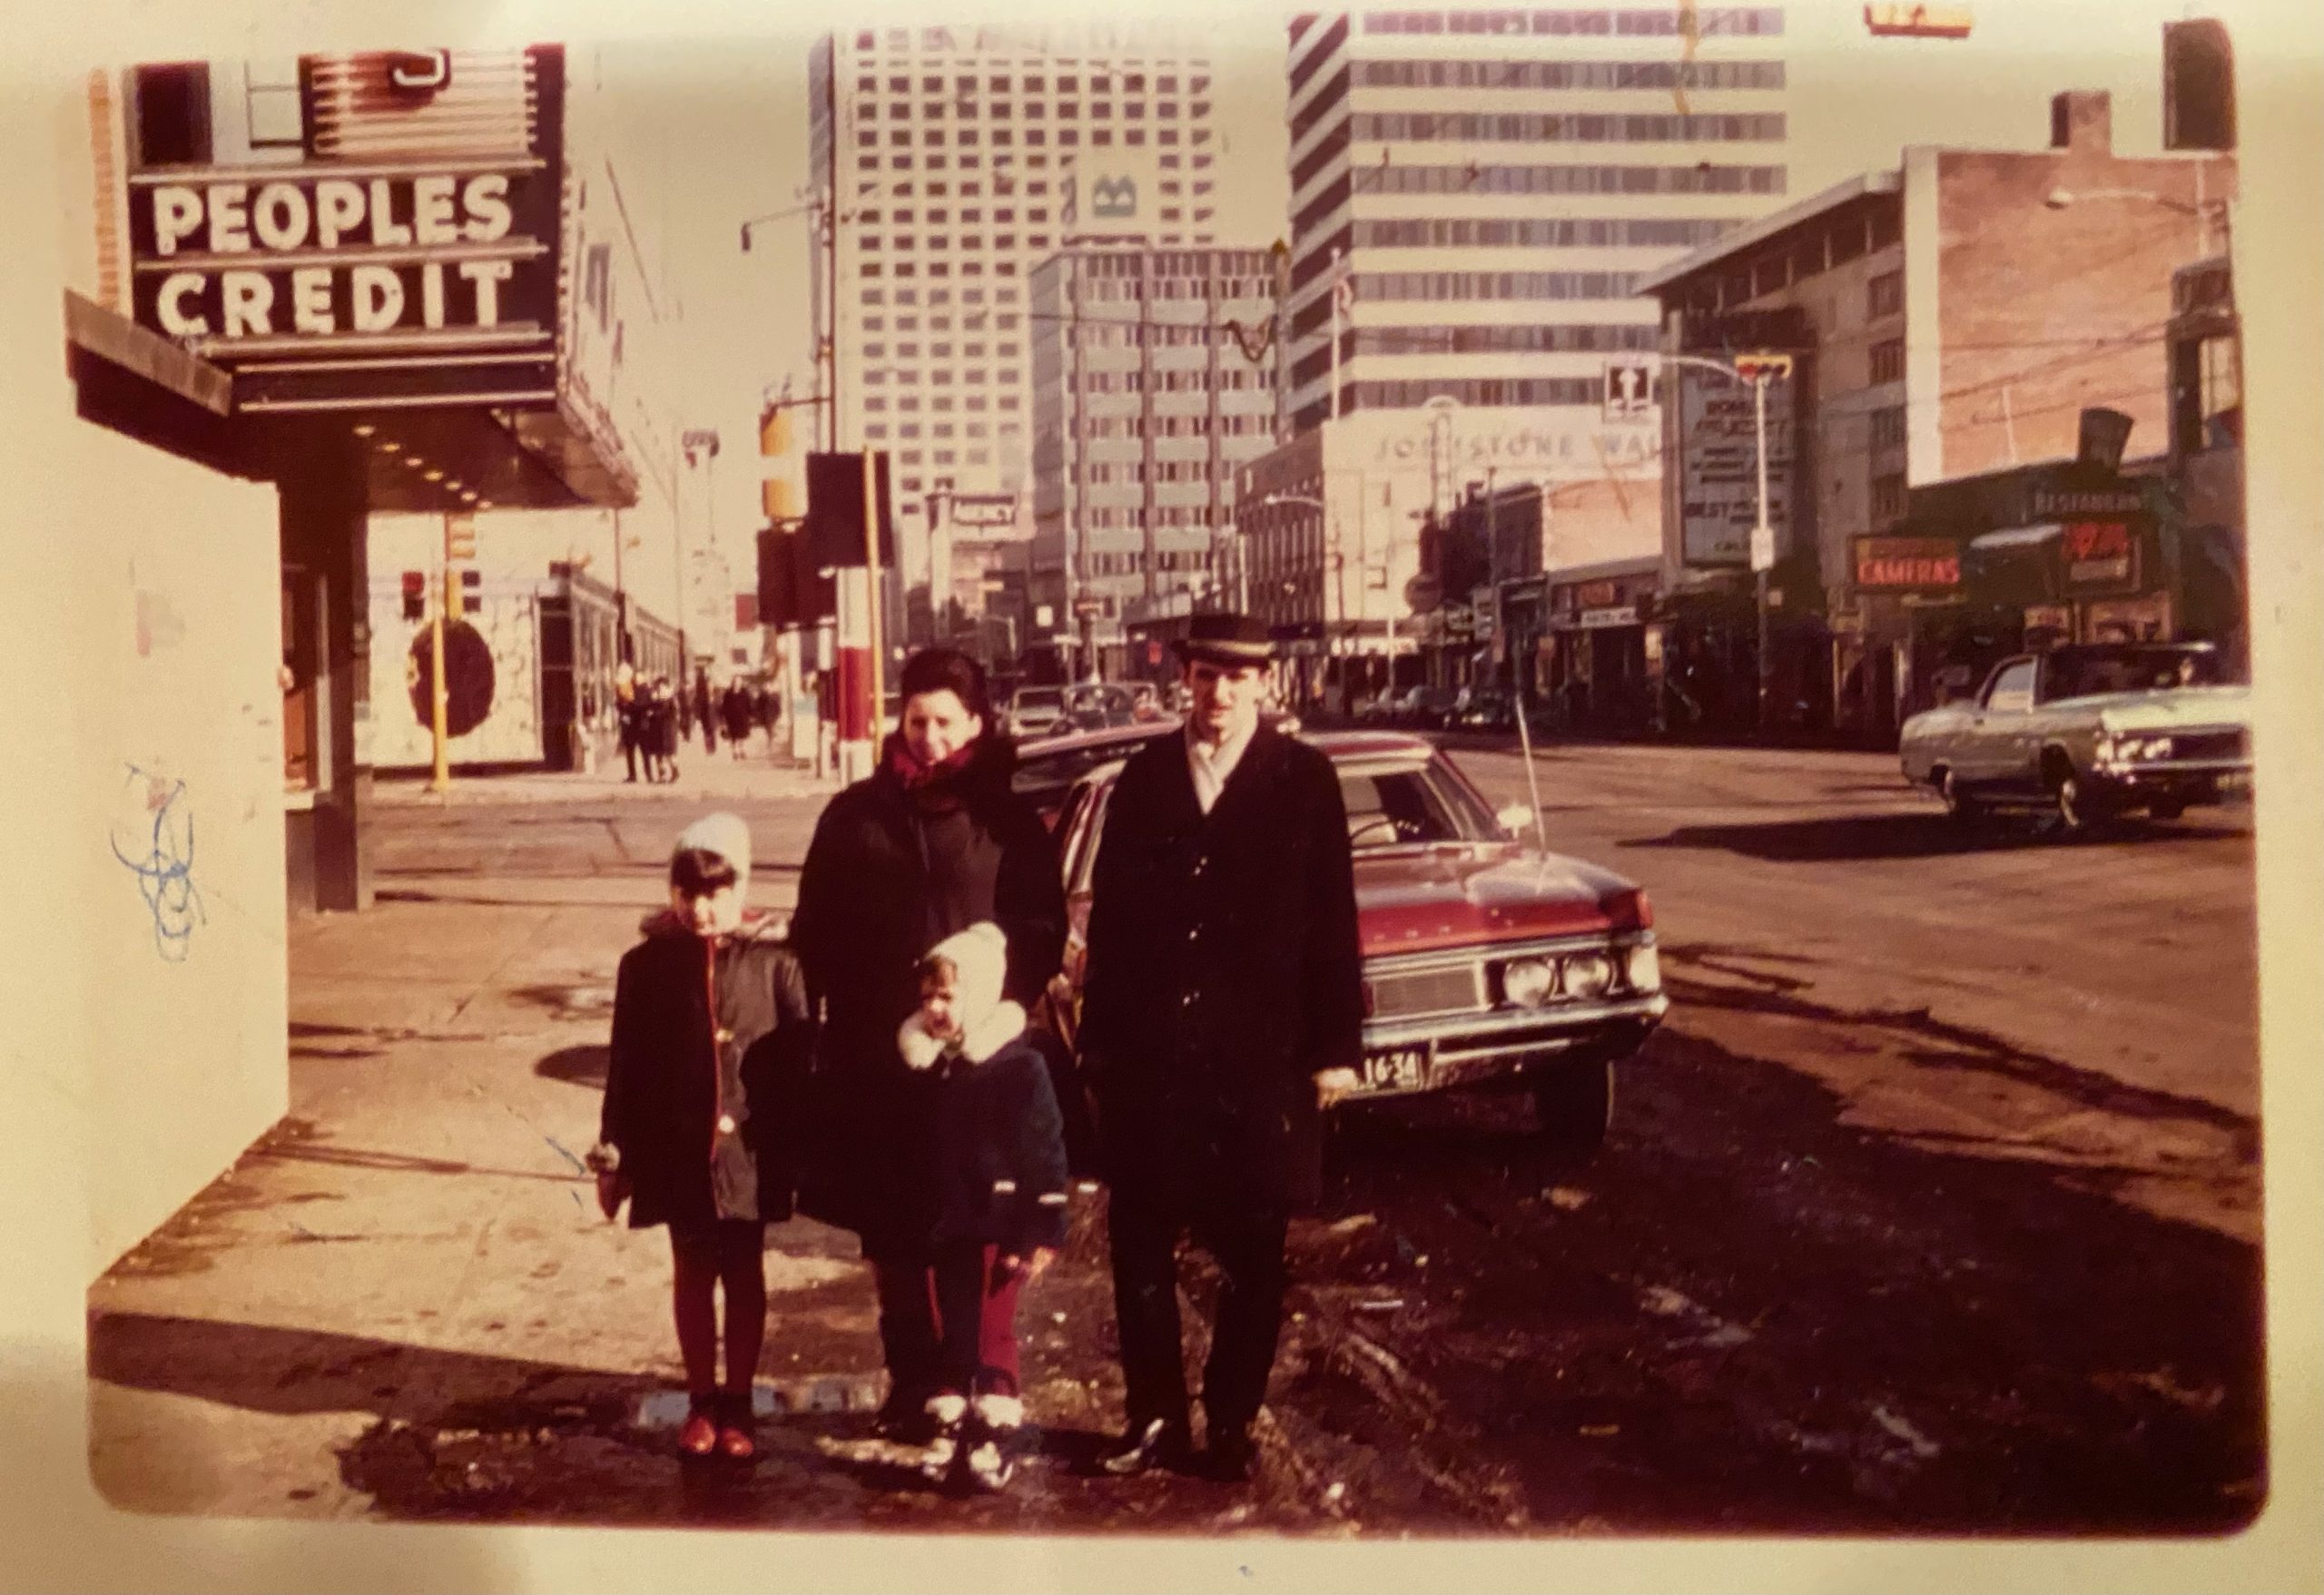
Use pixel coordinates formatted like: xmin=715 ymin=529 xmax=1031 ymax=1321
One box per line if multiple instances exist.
xmin=122 ymin=44 xmax=564 ymax=414
xmin=1855 ymin=535 xmax=1963 ymax=591
xmin=1865 ymin=3 xmax=1973 ymax=38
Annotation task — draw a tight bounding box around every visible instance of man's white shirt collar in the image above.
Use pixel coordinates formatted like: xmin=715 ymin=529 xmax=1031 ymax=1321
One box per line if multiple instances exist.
xmin=1186 ymin=716 xmax=1258 ymax=815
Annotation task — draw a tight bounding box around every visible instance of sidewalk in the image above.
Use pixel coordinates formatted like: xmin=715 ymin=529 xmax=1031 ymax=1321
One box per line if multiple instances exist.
xmin=84 ymin=792 xmax=1331 ymax=1533
xmin=369 ymin=742 xmax=840 ymax=809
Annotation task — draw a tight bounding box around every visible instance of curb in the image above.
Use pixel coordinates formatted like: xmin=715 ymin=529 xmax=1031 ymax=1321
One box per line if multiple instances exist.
xmin=633 ymin=1374 xmax=890 ymax=1429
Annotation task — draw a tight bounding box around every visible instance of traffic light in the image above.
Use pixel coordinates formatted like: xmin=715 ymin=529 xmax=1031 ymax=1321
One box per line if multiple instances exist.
xmin=401 ymin=570 xmax=425 ymax=621
xmin=804 ymin=450 xmax=896 ymax=568
xmin=445 ymin=514 xmax=477 ymax=560
xmin=759 ymin=403 xmax=792 ymax=458
xmin=460 ymin=569 xmax=482 ymax=615
xmin=1732 ymin=351 xmax=1794 ymax=384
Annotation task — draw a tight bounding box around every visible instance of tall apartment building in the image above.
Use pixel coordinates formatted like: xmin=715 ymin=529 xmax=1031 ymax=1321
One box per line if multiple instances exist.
xmin=1029 ymin=247 xmax=1283 ymax=676
xmin=1280 ymin=7 xmax=1790 ymax=436
xmin=807 ymin=23 xmax=1228 ymax=592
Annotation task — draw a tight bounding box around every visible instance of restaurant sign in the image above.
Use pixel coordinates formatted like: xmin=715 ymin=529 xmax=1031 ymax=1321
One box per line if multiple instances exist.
xmin=2060 ymin=519 xmax=2140 ymax=594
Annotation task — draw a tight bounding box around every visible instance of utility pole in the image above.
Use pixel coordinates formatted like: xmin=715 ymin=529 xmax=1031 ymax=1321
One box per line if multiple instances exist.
xmin=428 ymin=513 xmax=453 ymax=793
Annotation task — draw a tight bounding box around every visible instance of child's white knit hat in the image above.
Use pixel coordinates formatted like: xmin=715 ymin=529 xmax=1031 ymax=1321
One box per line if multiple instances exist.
xmin=924 ymin=921 xmax=1008 ymax=1027
xmin=675 ymin=811 xmax=752 ymax=887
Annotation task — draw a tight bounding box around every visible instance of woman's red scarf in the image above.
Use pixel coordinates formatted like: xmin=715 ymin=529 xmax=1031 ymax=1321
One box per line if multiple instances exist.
xmin=885 ymin=733 xmax=980 ymax=813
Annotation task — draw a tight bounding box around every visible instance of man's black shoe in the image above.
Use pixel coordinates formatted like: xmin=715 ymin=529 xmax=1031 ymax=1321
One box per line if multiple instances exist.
xmin=1201 ymin=1429 xmax=1256 ymax=1484
xmin=871 ymin=1395 xmax=936 ymax=1446
xmin=1098 ymin=1416 xmax=1192 ymax=1476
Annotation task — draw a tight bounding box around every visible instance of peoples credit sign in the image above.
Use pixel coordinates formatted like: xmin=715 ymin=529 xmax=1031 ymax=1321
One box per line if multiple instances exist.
xmin=123 ymin=44 xmax=564 ymax=413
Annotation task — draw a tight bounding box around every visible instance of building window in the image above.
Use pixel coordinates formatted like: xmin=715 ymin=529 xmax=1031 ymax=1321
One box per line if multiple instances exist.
xmin=1868 ymin=269 xmax=1905 ymax=320
xmin=1869 ymin=404 xmax=1907 ymax=451
xmin=1870 ymin=337 xmax=1905 ymax=385
xmin=1871 ymin=472 xmax=1907 ymax=523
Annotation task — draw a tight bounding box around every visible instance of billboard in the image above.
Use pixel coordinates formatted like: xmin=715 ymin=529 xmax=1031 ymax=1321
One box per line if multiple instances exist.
xmin=1675 ymin=362 xmax=1797 ymax=567
xmin=123 ymin=46 xmax=565 ymax=413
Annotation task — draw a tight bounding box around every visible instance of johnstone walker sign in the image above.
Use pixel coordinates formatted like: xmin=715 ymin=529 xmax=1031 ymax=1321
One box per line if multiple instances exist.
xmin=123 ymin=46 xmax=566 ymax=413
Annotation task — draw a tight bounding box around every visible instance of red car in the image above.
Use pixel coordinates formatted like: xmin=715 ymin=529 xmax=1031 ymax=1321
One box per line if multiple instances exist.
xmin=1041 ymin=731 xmax=1667 ymax=1151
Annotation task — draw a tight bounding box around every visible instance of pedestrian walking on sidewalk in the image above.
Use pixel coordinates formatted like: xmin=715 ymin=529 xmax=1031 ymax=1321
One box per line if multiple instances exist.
xmin=790 ymin=646 xmax=1067 ymax=1444
xmin=1076 ymin=611 xmax=1365 ymax=1484
xmin=894 ymin=923 xmax=1068 ymax=1492
xmin=723 ymin=681 xmax=754 ymax=760
xmin=695 ymin=669 xmax=719 ymax=757
xmin=616 ymin=674 xmax=643 ymax=783
xmin=589 ymin=812 xmax=815 ymax=1462
xmin=649 ymin=679 xmax=682 ymax=783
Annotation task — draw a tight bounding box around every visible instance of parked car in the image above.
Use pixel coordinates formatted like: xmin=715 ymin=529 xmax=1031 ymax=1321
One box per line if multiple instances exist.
xmin=1405 ymin=684 xmax=1462 ymax=730
xmin=1012 ymin=709 xmax=1301 ymax=829
xmin=1898 ymin=642 xmax=2252 ymax=835
xmin=1039 ymin=731 xmax=1667 ymax=1150
xmin=1002 ymin=684 xmax=1068 ymax=740
xmin=1448 ymin=687 xmax=1517 ymax=734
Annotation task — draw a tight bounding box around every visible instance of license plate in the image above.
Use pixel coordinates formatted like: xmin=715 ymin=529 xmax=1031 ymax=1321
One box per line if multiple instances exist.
xmin=1360 ymin=1046 xmax=1430 ymax=1093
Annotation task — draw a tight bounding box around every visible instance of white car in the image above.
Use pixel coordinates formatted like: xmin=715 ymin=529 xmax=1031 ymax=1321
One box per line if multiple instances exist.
xmin=1002 ymin=685 xmax=1066 ymax=739
xmin=1899 ymin=643 xmax=2251 ymax=834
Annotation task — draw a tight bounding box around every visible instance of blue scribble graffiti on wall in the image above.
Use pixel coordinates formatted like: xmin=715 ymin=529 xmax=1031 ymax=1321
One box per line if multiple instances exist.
xmin=112 ymin=765 xmax=206 ymax=961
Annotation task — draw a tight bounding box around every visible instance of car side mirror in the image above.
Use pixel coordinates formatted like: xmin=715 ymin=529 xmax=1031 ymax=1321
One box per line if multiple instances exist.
xmin=1496 ymin=802 xmax=1534 ymax=837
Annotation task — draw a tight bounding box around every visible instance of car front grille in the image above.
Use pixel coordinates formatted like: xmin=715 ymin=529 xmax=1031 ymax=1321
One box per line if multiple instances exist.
xmin=1366 ymin=964 xmax=1484 ymax=1020
xmin=2171 ymin=728 xmax=2247 ymax=763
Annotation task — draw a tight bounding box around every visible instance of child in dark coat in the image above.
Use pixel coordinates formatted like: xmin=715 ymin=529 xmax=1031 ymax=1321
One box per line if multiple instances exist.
xmin=896 ymin=921 xmax=1070 ymax=1492
xmin=590 ymin=812 xmax=812 ymax=1461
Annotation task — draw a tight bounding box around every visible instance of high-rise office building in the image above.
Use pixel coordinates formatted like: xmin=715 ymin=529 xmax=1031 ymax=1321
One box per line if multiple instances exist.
xmin=1280 ymin=7 xmax=1791 ymax=436
xmin=1030 ymin=246 xmax=1283 ymax=675
xmin=807 ymin=23 xmax=1228 ymax=584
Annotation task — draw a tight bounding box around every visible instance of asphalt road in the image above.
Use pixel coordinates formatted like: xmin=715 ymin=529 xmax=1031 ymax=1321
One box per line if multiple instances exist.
xmin=1265 ymin=736 xmax=2263 ymax=1533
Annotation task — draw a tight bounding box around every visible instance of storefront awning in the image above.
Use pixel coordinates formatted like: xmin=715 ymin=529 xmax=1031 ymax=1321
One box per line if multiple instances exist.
xmin=1968 ymin=523 xmax=2063 ymax=554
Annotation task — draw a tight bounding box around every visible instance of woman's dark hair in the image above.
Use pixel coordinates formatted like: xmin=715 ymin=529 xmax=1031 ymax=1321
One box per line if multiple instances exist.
xmin=898 ymin=648 xmax=991 ymax=724
xmin=670 ymin=848 xmax=740 ymax=896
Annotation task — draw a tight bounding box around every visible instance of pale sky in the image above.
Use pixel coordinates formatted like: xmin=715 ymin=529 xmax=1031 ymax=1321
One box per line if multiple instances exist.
xmin=642 ymin=0 xmax=2211 ymax=584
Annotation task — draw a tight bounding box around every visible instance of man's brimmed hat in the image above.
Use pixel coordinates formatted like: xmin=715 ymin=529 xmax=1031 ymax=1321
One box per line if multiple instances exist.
xmin=1172 ymin=610 xmax=1275 ymax=668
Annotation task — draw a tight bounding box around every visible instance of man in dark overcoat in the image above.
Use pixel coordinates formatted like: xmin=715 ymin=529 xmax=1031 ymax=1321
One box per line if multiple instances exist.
xmin=1077 ymin=611 xmax=1364 ymax=1482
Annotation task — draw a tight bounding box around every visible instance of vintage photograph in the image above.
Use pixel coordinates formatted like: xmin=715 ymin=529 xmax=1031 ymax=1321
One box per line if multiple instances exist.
xmin=14 ymin=0 xmax=2316 ymax=1579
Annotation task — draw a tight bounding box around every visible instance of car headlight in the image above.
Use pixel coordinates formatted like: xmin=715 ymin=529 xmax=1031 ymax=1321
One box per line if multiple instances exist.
xmin=1622 ymin=941 xmax=1661 ymax=994
xmin=2126 ymin=735 xmax=2173 ymax=762
xmin=1561 ymin=951 xmax=1615 ymax=1001
xmin=1501 ymin=957 xmax=1555 ymax=1009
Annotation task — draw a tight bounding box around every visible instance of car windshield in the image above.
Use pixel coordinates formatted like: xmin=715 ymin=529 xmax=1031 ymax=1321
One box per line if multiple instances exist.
xmin=2040 ymin=645 xmax=2225 ymax=702
xmin=1336 ymin=758 xmax=1502 ymax=849
xmin=1014 ymin=688 xmax=1063 ymax=711
xmin=1012 ymin=727 xmax=1168 ymax=804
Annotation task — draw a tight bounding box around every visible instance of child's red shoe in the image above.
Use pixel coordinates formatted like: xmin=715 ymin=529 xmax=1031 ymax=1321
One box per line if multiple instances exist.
xmin=678 ymin=1403 xmax=719 ymax=1457
xmin=717 ymin=1393 xmax=757 ymax=1461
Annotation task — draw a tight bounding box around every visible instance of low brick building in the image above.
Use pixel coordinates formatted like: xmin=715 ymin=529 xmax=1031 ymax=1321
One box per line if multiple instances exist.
xmin=1640 ymin=88 xmax=2233 ymax=741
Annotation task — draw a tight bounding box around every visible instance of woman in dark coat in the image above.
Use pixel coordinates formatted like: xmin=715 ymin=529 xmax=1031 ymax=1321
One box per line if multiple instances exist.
xmin=789 ymin=647 xmax=1067 ymax=1438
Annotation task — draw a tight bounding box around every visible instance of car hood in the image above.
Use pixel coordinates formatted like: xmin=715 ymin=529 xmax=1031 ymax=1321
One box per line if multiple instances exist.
xmin=1353 ymin=843 xmax=1644 ymax=957
xmin=2079 ymin=684 xmax=2251 ymax=731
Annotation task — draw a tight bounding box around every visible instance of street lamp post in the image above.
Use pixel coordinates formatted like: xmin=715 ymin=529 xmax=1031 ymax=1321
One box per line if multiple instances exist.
xmin=1661 ymin=351 xmax=1789 ymax=734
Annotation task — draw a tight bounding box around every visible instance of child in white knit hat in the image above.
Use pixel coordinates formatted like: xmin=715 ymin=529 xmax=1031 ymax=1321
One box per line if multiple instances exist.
xmin=897 ymin=921 xmax=1070 ymax=1492
xmin=591 ymin=812 xmax=813 ymax=1463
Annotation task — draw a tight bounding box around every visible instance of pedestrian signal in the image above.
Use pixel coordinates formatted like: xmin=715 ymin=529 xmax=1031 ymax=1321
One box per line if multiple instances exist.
xmin=401 ymin=569 xmax=425 ymax=621
xmin=461 ymin=568 xmax=482 ymax=615
xmin=1602 ymin=359 xmax=1655 ymax=418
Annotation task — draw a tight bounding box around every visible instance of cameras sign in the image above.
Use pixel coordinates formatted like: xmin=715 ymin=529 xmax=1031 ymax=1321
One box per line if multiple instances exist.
xmin=123 ymin=46 xmax=564 ymax=413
